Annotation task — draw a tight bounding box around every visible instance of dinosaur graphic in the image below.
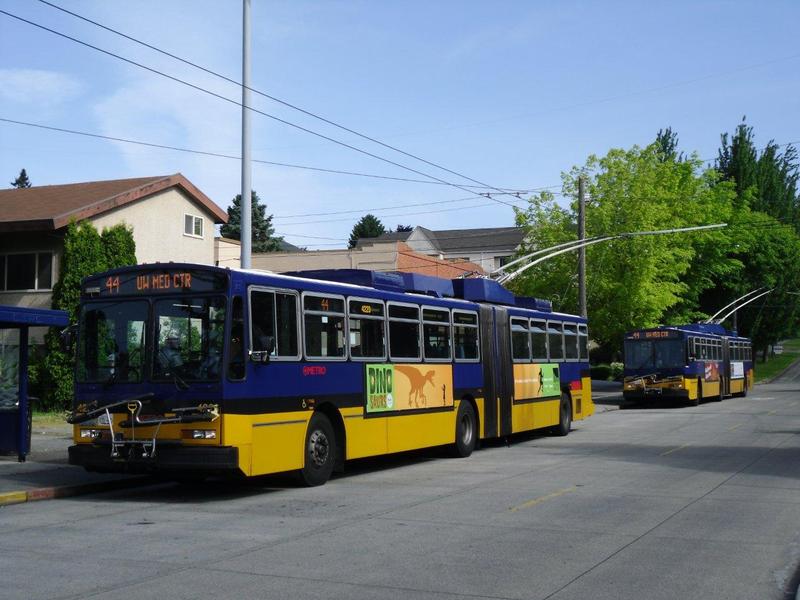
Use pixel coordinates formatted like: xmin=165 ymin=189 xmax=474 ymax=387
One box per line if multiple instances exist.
xmin=394 ymin=365 xmax=437 ymax=408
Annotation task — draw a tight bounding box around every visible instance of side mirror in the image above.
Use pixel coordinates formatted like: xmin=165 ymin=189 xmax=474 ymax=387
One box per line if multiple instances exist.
xmin=249 ymin=337 xmax=276 ymax=364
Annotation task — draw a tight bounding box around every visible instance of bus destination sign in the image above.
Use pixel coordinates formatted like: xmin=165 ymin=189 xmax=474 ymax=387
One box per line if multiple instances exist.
xmin=626 ymin=329 xmax=679 ymax=340
xmin=83 ymin=269 xmax=227 ymax=296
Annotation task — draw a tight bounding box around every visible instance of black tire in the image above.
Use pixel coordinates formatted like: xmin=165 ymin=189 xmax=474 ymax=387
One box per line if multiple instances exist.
xmin=451 ymin=400 xmax=477 ymax=458
xmin=554 ymin=393 xmax=572 ymax=436
xmin=298 ymin=413 xmax=335 ymax=487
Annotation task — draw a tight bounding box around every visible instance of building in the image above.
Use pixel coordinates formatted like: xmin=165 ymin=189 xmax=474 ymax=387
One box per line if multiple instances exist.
xmin=361 ymin=226 xmax=526 ymax=272
xmin=0 ymin=174 xmax=227 ymax=311
xmin=251 ymin=241 xmax=485 ymax=279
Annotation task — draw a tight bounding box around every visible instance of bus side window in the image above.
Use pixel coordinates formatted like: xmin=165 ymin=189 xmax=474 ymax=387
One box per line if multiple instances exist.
xmin=453 ymin=311 xmax=479 ymax=361
xmin=388 ymin=303 xmax=421 ymax=361
xmin=250 ymin=289 xmax=299 ymax=358
xmin=423 ymin=307 xmax=451 ymax=361
xmin=510 ymin=317 xmax=530 ymax=362
xmin=547 ymin=321 xmax=563 ymax=361
xmin=227 ymin=295 xmax=246 ymax=380
xmin=531 ymin=319 xmax=548 ymax=361
xmin=577 ymin=324 xmax=588 ymax=361
xmin=349 ymin=298 xmax=386 ymax=360
xmin=563 ymin=323 xmax=579 ymax=360
xmin=303 ymin=294 xmax=346 ymax=359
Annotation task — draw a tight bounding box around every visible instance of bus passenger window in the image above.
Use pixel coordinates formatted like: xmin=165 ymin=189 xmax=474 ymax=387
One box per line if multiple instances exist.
xmin=389 ymin=303 xmax=420 ymax=360
xmin=547 ymin=322 xmax=563 ymax=361
xmin=563 ymin=323 xmax=579 ymax=360
xmin=453 ymin=311 xmax=479 ymax=361
xmin=578 ymin=324 xmax=588 ymax=360
xmin=510 ymin=317 xmax=530 ymax=361
xmin=349 ymin=299 xmax=386 ymax=359
xmin=423 ymin=307 xmax=451 ymax=361
xmin=250 ymin=290 xmax=299 ymax=358
xmin=531 ymin=320 xmax=548 ymax=360
xmin=304 ymin=294 xmax=345 ymax=359
xmin=228 ymin=296 xmax=245 ymax=380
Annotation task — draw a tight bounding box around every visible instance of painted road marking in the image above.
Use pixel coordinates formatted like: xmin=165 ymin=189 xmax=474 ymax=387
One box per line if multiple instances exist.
xmin=767 ymin=409 xmax=778 ymax=415
xmin=661 ymin=443 xmax=691 ymax=456
xmin=509 ymin=487 xmax=575 ymax=512
xmin=727 ymin=423 xmax=743 ymax=432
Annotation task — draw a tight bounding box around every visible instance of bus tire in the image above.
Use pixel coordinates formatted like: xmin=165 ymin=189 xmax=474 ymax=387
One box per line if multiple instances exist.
xmin=451 ymin=400 xmax=477 ymax=458
xmin=554 ymin=393 xmax=572 ymax=436
xmin=298 ymin=413 xmax=335 ymax=487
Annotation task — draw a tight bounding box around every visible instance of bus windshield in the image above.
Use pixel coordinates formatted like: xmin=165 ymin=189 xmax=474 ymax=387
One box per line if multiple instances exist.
xmin=624 ymin=339 xmax=685 ymax=370
xmin=152 ymin=296 xmax=226 ymax=381
xmin=77 ymin=300 xmax=148 ymax=383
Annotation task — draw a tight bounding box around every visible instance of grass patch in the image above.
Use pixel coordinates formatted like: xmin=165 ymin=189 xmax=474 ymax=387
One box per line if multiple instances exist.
xmin=32 ymin=412 xmax=68 ymax=428
xmin=755 ymin=339 xmax=800 ymax=382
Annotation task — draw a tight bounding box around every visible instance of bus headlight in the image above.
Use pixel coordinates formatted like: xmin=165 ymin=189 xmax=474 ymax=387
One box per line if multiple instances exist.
xmin=80 ymin=429 xmax=103 ymax=439
xmin=190 ymin=430 xmax=216 ymax=439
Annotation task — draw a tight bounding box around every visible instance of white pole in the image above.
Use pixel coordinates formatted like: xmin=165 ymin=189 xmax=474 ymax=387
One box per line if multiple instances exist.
xmin=240 ymin=0 xmax=252 ymax=268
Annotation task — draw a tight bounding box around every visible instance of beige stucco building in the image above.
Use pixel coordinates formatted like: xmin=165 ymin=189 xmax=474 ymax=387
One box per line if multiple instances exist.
xmin=0 ymin=174 xmax=227 ymax=312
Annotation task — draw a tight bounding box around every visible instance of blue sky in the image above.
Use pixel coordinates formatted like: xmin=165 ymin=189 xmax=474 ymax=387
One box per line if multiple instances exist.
xmin=1 ymin=0 xmax=798 ymax=249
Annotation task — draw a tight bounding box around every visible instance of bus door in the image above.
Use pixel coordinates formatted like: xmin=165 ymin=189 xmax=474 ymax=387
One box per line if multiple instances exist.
xmin=494 ymin=307 xmax=514 ymax=437
xmin=479 ymin=305 xmax=498 ymax=437
xmin=721 ymin=339 xmax=731 ymax=396
xmin=478 ymin=305 xmax=514 ymax=438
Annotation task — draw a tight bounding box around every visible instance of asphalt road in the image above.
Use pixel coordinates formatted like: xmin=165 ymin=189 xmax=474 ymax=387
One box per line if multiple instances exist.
xmin=1 ymin=380 xmax=798 ymax=600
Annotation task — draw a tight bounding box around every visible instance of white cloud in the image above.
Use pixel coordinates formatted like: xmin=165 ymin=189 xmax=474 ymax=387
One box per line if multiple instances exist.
xmin=0 ymin=68 xmax=84 ymax=108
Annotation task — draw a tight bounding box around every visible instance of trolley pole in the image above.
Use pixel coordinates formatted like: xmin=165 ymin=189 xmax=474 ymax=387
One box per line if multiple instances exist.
xmin=240 ymin=0 xmax=252 ymax=268
xmin=578 ymin=176 xmax=587 ymax=318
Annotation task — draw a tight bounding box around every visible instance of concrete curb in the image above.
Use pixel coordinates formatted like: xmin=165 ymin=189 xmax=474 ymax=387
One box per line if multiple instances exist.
xmin=0 ymin=476 xmax=150 ymax=508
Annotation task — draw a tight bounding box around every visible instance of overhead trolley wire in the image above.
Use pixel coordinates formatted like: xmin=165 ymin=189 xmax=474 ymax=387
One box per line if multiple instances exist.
xmin=0 ymin=117 xmax=542 ymax=197
xmin=32 ymin=0 xmax=523 ymax=202
xmin=1 ymin=9 xmax=523 ymax=207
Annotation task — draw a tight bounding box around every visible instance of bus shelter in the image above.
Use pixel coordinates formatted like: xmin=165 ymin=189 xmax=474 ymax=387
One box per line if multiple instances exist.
xmin=0 ymin=305 xmax=68 ymax=462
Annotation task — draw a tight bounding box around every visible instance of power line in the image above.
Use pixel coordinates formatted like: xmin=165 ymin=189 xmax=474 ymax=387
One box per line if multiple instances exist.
xmin=36 ymin=0 xmax=519 ymax=201
xmin=5 ymin=7 xmax=517 ymax=207
xmin=0 ymin=117 xmax=542 ymax=194
xmin=276 ymin=200 xmax=502 ymax=226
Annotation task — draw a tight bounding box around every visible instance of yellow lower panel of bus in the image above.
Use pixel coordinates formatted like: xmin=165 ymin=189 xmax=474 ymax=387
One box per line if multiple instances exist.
xmin=387 ymin=404 xmax=457 ymax=453
xmin=730 ymin=378 xmax=745 ymax=395
xmin=225 ymin=412 xmax=311 ymax=477
xmin=342 ymin=407 xmax=387 ymax=460
xmin=579 ymin=375 xmax=595 ymax=418
xmin=511 ymin=398 xmax=559 ymax=433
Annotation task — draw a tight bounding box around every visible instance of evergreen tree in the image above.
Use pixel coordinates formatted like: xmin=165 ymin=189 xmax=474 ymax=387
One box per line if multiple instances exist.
xmin=348 ymin=214 xmax=386 ymax=248
xmin=10 ymin=168 xmax=31 ymax=188
xmin=220 ymin=190 xmax=283 ymax=252
xmin=396 ymin=224 xmax=413 ymax=232
xmin=655 ymin=127 xmax=684 ymax=163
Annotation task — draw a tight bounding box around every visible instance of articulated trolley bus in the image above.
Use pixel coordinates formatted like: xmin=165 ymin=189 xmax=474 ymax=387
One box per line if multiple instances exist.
xmin=68 ymin=264 xmax=593 ymax=485
xmin=622 ymin=323 xmax=753 ymax=406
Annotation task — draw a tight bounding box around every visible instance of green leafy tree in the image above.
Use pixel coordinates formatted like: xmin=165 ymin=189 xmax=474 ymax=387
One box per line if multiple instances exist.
xmin=10 ymin=168 xmax=31 ymax=188
xmin=512 ymin=142 xmax=737 ymax=359
xmin=220 ymin=190 xmax=283 ymax=252
xmin=36 ymin=221 xmax=137 ymax=411
xmin=348 ymin=214 xmax=386 ymax=248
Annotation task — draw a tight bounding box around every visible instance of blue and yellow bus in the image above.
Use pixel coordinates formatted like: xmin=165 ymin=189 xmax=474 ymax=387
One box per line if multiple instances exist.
xmin=622 ymin=323 xmax=753 ymax=405
xmin=68 ymin=264 xmax=593 ymax=485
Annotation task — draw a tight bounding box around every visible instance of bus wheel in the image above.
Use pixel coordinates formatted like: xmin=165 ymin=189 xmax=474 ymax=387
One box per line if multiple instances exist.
xmin=299 ymin=413 xmax=335 ymax=486
xmin=554 ymin=393 xmax=572 ymax=436
xmin=451 ymin=401 xmax=476 ymax=458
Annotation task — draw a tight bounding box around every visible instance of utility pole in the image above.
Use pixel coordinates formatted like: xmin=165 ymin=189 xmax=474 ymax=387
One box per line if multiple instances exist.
xmin=578 ymin=176 xmax=587 ymax=318
xmin=240 ymin=0 xmax=252 ymax=269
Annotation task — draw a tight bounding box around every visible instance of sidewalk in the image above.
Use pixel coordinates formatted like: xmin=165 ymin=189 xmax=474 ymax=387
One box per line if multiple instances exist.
xmin=0 ymin=422 xmax=145 ymax=507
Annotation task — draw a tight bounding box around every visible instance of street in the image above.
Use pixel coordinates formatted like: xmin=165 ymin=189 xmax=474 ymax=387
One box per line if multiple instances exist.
xmin=1 ymin=380 xmax=798 ymax=600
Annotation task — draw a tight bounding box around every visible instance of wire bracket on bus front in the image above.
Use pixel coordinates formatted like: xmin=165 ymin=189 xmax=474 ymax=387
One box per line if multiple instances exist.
xmin=68 ymin=396 xmax=219 ymax=460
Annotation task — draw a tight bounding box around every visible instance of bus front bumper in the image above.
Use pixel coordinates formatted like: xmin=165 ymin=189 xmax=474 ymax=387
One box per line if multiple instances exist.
xmin=68 ymin=443 xmax=240 ymax=475
xmin=623 ymin=388 xmax=689 ymax=401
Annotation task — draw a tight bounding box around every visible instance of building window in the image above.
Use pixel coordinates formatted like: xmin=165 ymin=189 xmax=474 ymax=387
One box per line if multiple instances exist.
xmin=184 ymin=214 xmax=204 ymax=238
xmin=0 ymin=253 xmax=53 ymax=291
